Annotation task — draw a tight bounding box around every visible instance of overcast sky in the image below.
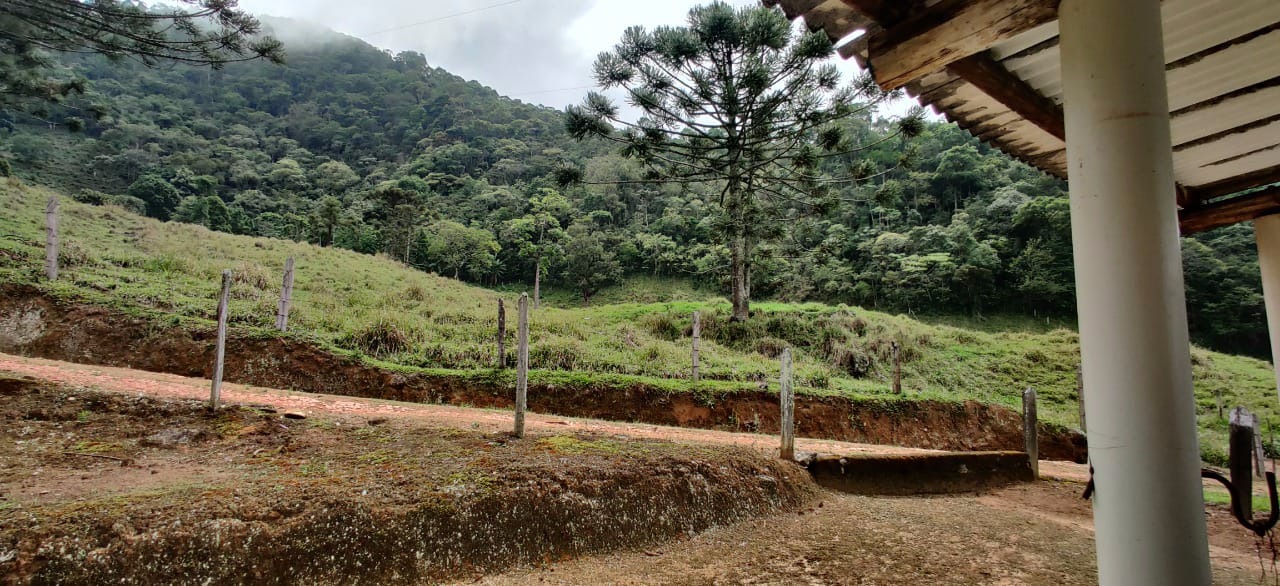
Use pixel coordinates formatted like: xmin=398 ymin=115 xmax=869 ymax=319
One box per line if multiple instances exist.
xmin=237 ymin=0 xmax=923 ymax=117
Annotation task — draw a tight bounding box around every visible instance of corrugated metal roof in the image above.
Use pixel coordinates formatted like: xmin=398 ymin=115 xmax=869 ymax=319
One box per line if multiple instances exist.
xmin=770 ymin=0 xmax=1280 ymax=198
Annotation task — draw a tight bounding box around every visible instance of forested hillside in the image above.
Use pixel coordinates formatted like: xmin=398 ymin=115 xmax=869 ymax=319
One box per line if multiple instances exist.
xmin=0 ymin=17 xmax=1267 ymax=357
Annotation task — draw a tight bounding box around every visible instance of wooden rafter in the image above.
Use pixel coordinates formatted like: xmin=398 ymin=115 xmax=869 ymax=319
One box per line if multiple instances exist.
xmin=1179 ymin=185 xmax=1280 ymax=235
xmin=1184 ymin=164 xmax=1280 ymax=202
xmin=946 ymin=54 xmax=1064 ymax=140
xmin=780 ymin=0 xmax=1280 ymax=233
xmin=860 ymin=0 xmax=1058 ymax=91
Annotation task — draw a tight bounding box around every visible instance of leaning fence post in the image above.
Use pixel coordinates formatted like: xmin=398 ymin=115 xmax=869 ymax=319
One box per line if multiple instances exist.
xmin=891 ymin=341 xmax=902 ymax=394
xmin=1230 ymin=407 xmax=1256 ymax=520
xmin=1023 ymin=387 xmax=1038 ymax=479
xmin=691 ymin=311 xmax=701 ymax=382
xmin=513 ymin=293 xmax=529 ymax=438
xmin=275 ymin=256 xmax=294 ymax=331
xmin=496 ymin=298 xmax=507 ymax=369
xmin=44 ymin=196 xmax=59 ymax=281
xmin=211 ymin=270 xmax=232 ymax=410
xmin=779 ymin=347 xmax=795 ymax=461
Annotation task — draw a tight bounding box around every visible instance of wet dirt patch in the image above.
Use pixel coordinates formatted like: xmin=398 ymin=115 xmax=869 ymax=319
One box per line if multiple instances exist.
xmin=0 ymin=376 xmax=816 ymax=585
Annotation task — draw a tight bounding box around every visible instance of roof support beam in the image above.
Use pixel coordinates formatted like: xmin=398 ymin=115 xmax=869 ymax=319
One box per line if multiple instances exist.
xmin=859 ymin=0 xmax=1059 ymax=90
xmin=1184 ymin=163 xmax=1280 ymax=202
xmin=1180 ymin=185 xmax=1280 ymax=234
xmin=946 ymin=54 xmax=1065 ymax=140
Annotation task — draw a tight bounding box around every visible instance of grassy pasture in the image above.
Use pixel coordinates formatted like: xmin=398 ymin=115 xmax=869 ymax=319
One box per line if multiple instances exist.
xmin=2 ymin=179 xmax=1276 ymax=459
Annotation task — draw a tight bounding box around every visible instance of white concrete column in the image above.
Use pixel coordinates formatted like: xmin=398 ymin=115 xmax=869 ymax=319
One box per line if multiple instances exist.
xmin=1059 ymin=1 xmax=1211 ymax=584
xmin=1257 ymin=214 xmax=1280 ymax=398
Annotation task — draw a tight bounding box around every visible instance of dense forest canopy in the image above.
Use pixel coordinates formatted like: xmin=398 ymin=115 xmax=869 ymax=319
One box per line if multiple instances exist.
xmin=0 ymin=13 xmax=1267 ymax=358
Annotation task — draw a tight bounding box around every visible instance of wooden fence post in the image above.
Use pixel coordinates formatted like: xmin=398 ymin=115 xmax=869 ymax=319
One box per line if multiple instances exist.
xmin=1229 ymin=407 xmax=1255 ymax=519
xmin=275 ymin=257 xmax=294 ymax=331
xmin=513 ymin=293 xmax=529 ymax=438
xmin=1076 ymin=363 xmax=1086 ymax=433
xmin=44 ymin=196 xmax=58 ymax=281
xmin=1253 ymin=418 xmax=1267 ymax=478
xmin=211 ymin=270 xmax=232 ymax=410
xmin=891 ymin=341 xmax=902 ymax=394
xmin=691 ymin=311 xmax=701 ymax=382
xmin=1023 ymin=387 xmax=1038 ymax=479
xmin=779 ymin=347 xmax=795 ymax=461
xmin=496 ymin=298 xmax=506 ymax=369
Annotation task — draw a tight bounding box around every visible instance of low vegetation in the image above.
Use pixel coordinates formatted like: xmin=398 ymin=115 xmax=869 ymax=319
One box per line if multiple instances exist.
xmin=1 ymin=181 xmax=1276 ymax=459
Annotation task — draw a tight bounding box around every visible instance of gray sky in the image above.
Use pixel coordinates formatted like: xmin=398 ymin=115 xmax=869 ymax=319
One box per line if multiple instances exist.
xmin=237 ymin=0 xmax=923 ymax=117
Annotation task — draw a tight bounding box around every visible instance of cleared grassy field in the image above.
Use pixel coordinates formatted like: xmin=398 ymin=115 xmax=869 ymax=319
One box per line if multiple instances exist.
xmin=1 ymin=179 xmax=1275 ymax=459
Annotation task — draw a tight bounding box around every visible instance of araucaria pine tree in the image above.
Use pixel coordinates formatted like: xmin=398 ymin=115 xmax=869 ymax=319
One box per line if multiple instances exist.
xmin=565 ymin=2 xmax=922 ymax=321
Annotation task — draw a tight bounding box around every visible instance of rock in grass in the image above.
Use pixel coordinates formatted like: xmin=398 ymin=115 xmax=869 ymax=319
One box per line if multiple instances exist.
xmin=141 ymin=427 xmax=208 ymax=448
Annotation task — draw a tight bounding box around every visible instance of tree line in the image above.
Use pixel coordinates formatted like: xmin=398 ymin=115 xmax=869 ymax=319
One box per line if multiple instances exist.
xmin=0 ymin=3 xmax=1267 ymax=357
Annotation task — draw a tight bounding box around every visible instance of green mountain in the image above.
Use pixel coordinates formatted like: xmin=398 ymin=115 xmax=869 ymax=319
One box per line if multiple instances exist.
xmin=0 ymin=17 xmax=1267 ymax=358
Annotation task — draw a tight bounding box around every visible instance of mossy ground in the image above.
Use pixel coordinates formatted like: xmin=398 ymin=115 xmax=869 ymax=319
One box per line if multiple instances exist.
xmin=2 ymin=179 xmax=1276 ymax=460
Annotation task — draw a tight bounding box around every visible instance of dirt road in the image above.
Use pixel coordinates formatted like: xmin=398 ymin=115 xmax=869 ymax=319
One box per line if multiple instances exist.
xmin=0 ymin=353 xmax=940 ymax=459
xmin=2 ymin=353 xmax=1270 ymax=585
xmin=462 ymin=480 xmax=1268 ymax=585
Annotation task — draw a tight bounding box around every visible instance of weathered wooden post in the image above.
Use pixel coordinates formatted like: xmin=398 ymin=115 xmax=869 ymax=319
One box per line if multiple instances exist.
xmin=1253 ymin=418 xmax=1267 ymax=478
xmin=1023 ymin=387 xmax=1038 ymax=479
xmin=1076 ymin=363 xmax=1086 ymax=433
xmin=891 ymin=341 xmax=902 ymax=394
xmin=211 ymin=270 xmax=232 ymax=410
xmin=1229 ymin=407 xmax=1256 ymax=519
xmin=44 ymin=196 xmax=58 ymax=281
xmin=513 ymin=293 xmax=529 ymax=438
xmin=275 ymin=257 xmax=295 ymax=331
xmin=779 ymin=347 xmax=795 ymax=461
xmin=496 ymin=298 xmax=506 ymax=369
xmin=691 ymin=311 xmax=701 ymax=382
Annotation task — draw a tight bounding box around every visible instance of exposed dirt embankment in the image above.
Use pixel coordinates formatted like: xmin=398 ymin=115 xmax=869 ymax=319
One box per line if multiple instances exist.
xmin=0 ymin=287 xmax=1086 ymax=461
xmin=1 ymin=376 xmax=816 ymax=585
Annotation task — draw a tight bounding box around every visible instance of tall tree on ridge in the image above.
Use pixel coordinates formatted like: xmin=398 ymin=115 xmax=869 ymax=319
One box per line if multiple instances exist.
xmin=503 ymin=188 xmax=571 ymax=309
xmin=565 ymin=1 xmax=922 ymax=321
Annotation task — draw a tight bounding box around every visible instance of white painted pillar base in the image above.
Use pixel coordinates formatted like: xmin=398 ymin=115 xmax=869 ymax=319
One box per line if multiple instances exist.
xmin=1059 ymin=1 xmax=1211 ymax=584
xmin=1256 ymin=214 xmax=1280 ymax=399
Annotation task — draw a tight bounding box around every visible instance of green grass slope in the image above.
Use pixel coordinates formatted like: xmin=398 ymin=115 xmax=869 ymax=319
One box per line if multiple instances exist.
xmin=1 ymin=180 xmax=1276 ymax=459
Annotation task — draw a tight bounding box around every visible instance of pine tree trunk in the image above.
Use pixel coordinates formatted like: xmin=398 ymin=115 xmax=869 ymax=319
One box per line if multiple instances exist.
xmin=730 ymin=235 xmax=749 ymax=322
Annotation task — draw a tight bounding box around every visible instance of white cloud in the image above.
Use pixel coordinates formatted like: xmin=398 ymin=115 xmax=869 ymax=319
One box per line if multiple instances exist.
xmin=236 ymin=0 xmax=926 ymax=118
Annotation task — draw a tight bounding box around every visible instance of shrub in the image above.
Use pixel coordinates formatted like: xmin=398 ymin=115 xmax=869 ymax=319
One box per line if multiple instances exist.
xmin=342 ymin=318 xmax=410 ymax=357
xmin=403 ymin=283 xmax=427 ymax=302
xmin=57 ymin=241 xmax=94 ymax=268
xmin=806 ymin=370 xmax=831 ymax=388
xmin=72 ymin=190 xmax=110 ymax=205
xmin=754 ymin=336 xmax=789 ymax=359
xmin=827 ymin=340 xmax=872 ymax=377
xmin=108 ymin=194 xmax=148 ymax=216
xmin=639 ymin=312 xmax=682 ymax=341
xmin=1201 ymin=444 xmax=1229 ymax=468
xmin=530 ymin=340 xmax=584 ymax=371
